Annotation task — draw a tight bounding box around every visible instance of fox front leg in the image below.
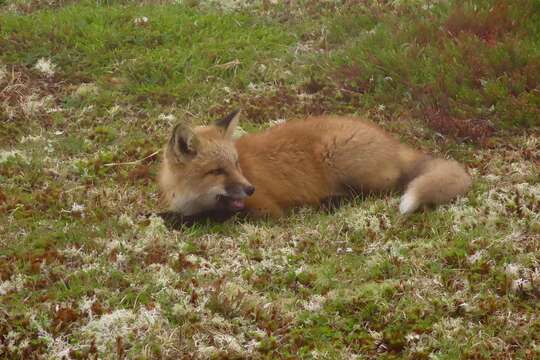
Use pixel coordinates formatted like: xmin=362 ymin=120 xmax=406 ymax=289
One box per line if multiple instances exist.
xmin=245 ymin=196 xmax=284 ymax=218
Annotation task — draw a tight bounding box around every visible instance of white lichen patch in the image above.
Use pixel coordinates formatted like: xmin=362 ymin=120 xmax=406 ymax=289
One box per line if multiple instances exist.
xmin=341 ymin=201 xmax=392 ymax=235
xmin=4 ymin=330 xmax=31 ymax=355
xmin=41 ymin=334 xmax=72 ymax=359
xmin=302 ymin=294 xmax=326 ymax=311
xmin=20 ymin=94 xmax=54 ymax=116
xmin=505 ymin=263 xmax=521 ymax=277
xmin=118 ymin=213 xmax=134 ymax=227
xmin=133 ymin=16 xmax=149 ymax=25
xmin=183 ymin=0 xmax=256 ymax=11
xmin=449 ymin=181 xmax=540 ymax=232
xmin=467 ymin=250 xmax=486 ymax=264
xmin=74 ymin=83 xmax=99 ymax=97
xmin=33 ymin=58 xmax=56 ymax=77
xmin=0 ymin=149 xmax=28 ymax=164
xmin=268 ymin=118 xmax=286 ymax=127
xmin=0 ymin=63 xmax=7 ymax=82
xmin=504 ymin=262 xmax=540 ymax=293
xmin=144 ymin=215 xmax=168 ymax=239
xmin=79 ymin=306 xmax=165 ymax=353
xmin=70 ymin=202 xmax=85 ymax=214
xmin=0 ymin=274 xmax=27 ymax=296
xmin=19 ymin=134 xmax=45 ymax=143
xmin=158 ymin=113 xmax=177 ymax=124
xmin=146 ymin=263 xmax=179 ymax=288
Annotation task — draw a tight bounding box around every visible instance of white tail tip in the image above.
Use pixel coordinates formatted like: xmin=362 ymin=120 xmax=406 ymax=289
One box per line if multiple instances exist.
xmin=399 ymin=192 xmax=419 ymax=214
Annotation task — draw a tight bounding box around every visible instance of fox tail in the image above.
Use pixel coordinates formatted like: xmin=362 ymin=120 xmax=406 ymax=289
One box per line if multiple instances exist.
xmin=399 ymin=157 xmax=472 ymax=214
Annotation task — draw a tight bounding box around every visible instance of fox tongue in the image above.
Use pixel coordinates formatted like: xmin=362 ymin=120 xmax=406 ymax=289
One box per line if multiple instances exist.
xmin=230 ymin=199 xmax=245 ymax=211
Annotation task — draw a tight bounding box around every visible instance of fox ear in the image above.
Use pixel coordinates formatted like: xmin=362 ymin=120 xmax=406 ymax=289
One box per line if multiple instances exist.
xmin=215 ymin=110 xmax=240 ymax=139
xmin=169 ymin=123 xmax=199 ymax=162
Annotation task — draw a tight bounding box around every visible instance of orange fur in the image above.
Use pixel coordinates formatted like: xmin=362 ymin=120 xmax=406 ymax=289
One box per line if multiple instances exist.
xmin=158 ymin=113 xmax=472 ymax=218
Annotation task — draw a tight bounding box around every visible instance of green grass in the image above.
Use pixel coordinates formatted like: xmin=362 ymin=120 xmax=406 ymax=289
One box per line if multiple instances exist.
xmin=327 ymin=0 xmax=540 ymax=130
xmin=1 ymin=0 xmax=539 ymax=359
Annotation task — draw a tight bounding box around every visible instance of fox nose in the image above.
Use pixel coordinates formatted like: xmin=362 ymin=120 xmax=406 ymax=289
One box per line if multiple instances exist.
xmin=244 ymin=185 xmax=255 ymax=196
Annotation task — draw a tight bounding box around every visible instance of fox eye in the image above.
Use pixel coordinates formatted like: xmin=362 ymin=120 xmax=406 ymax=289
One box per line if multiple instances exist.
xmin=206 ymin=168 xmax=225 ymax=176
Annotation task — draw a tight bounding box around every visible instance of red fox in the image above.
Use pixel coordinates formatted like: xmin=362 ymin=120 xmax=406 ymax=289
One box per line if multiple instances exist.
xmin=158 ymin=111 xmax=471 ymax=221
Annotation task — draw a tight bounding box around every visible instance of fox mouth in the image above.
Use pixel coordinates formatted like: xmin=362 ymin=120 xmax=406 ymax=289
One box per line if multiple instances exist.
xmin=217 ymin=195 xmax=245 ymax=211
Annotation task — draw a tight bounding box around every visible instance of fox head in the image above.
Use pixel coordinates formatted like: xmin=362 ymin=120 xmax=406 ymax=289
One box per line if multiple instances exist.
xmin=158 ymin=110 xmax=255 ymax=216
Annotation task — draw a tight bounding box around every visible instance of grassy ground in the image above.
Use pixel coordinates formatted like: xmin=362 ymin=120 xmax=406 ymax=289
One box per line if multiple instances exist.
xmin=1 ymin=0 xmax=539 ymax=359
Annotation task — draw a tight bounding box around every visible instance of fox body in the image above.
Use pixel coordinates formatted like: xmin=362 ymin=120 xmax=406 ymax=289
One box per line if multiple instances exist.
xmin=158 ymin=111 xmax=471 ymax=219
